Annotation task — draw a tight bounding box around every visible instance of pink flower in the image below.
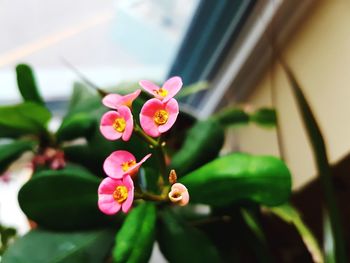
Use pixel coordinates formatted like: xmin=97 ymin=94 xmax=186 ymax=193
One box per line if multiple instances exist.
xmin=139 ymin=98 xmax=179 ymax=137
xmin=103 ymin=150 xmax=151 ymax=179
xmin=98 ymin=175 xmax=134 ymax=214
xmin=168 ymin=183 xmax=189 ymax=206
xmin=102 ymin=89 xmax=141 ymax=109
xmin=100 ymin=106 xmax=133 ymax=141
xmin=139 ymin=76 xmax=182 ymax=102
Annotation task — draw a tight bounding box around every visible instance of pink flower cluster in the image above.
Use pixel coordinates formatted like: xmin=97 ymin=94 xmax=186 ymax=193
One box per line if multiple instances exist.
xmin=98 ymin=77 xmax=182 ymax=215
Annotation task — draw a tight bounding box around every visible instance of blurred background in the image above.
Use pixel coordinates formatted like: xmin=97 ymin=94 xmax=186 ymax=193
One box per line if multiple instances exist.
xmin=0 ymin=0 xmax=198 ymax=103
xmin=2 ymin=0 xmax=350 ymax=261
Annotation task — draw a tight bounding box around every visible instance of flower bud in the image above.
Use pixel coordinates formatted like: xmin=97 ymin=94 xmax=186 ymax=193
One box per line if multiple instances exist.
xmin=168 ymin=183 xmax=189 ymax=206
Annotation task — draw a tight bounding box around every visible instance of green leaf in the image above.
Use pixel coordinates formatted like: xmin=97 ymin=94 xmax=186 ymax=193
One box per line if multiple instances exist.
xmin=241 ymin=209 xmax=266 ymax=243
xmin=68 ymin=82 xmax=99 ymax=114
xmin=0 ymin=103 xmax=51 ymax=138
xmin=157 ymin=210 xmax=222 ymax=263
xmin=2 ymin=228 xmax=115 ymax=263
xmin=324 ymin=211 xmax=335 ymax=263
xmin=180 ymin=153 xmax=291 ymax=206
xmin=18 ymin=165 xmax=112 ymax=230
xmin=16 ymin=64 xmax=45 ymax=105
xmin=250 ymin=108 xmax=277 ymax=127
xmin=113 ymin=203 xmax=156 ymax=263
xmin=0 ymin=140 xmax=36 ymax=174
xmin=56 ymin=113 xmax=96 ymax=142
xmin=170 ymin=119 xmax=225 ymax=176
xmin=280 ymin=60 xmax=346 ymax=262
xmin=268 ymin=203 xmax=324 ymax=263
xmin=213 ymin=107 xmax=250 ymax=127
xmin=241 ymin=209 xmax=272 ymax=263
xmin=176 ymin=81 xmax=209 ymax=99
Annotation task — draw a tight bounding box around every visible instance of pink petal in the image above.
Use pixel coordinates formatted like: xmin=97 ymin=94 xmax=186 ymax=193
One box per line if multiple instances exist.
xmin=179 ymin=190 xmax=190 ymax=206
xmin=127 ymin=153 xmax=152 ymax=175
xmin=162 ymin=76 xmax=182 ymax=102
xmin=98 ymin=194 xmax=121 ymax=215
xmin=102 ymin=94 xmax=123 ymax=109
xmin=118 ymin=106 xmax=134 ymax=141
xmin=139 ymin=80 xmax=160 ymax=96
xmin=171 ymin=183 xmax=187 ymax=192
xmin=123 ymin=175 xmax=134 ymax=189
xmin=123 ymin=89 xmax=141 ymax=104
xmin=101 ymin=111 xmax=119 ymax=125
xmin=100 ymin=111 xmax=123 ymax=140
xmin=158 ymin=99 xmax=179 ymax=133
xmin=100 ymin=126 xmax=123 ymax=140
xmin=122 ymin=190 xmax=134 ymax=213
xmin=169 ymin=183 xmax=189 ymax=206
xmin=140 ymin=98 xmax=163 ymax=137
xmin=98 ymin=177 xmax=120 ymax=195
xmin=122 ymin=175 xmax=134 ymax=213
xmin=102 ymin=90 xmax=141 ymax=109
xmin=103 ymin=151 xmax=136 ymax=179
xmin=122 ymin=118 xmax=133 ymax=141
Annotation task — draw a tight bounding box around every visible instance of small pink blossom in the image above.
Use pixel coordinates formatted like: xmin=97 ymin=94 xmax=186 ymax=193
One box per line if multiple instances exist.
xmin=50 ymin=150 xmax=66 ymax=170
xmin=98 ymin=175 xmax=134 ymax=214
xmin=100 ymin=106 xmax=133 ymax=141
xmin=32 ymin=148 xmax=66 ymax=170
xmin=139 ymin=76 xmax=182 ymax=102
xmin=102 ymin=89 xmax=141 ymax=109
xmin=168 ymin=183 xmax=189 ymax=206
xmin=140 ymin=98 xmax=179 ymax=137
xmin=103 ymin=150 xmax=151 ymax=179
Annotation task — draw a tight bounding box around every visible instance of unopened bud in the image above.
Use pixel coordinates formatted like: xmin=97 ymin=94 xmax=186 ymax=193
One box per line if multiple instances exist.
xmin=168 ymin=183 xmax=189 ymax=206
xmin=168 ymin=169 xmax=177 ymax=184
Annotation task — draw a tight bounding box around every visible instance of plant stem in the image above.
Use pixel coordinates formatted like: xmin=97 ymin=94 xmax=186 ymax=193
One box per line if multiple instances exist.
xmin=133 ymin=125 xmax=158 ymax=147
xmin=134 ymin=124 xmax=169 ymax=187
xmin=134 ymin=191 xmax=168 ymax=202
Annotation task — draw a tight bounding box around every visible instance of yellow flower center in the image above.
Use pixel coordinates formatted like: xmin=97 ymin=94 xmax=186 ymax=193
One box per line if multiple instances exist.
xmin=155 ymin=88 xmax=168 ymax=97
xmin=113 ymin=186 xmax=128 ymax=203
xmin=154 ymin=110 xmax=169 ymax=125
xmin=113 ymin=118 xmax=126 ymax=132
xmin=122 ymin=160 xmax=136 ymax=172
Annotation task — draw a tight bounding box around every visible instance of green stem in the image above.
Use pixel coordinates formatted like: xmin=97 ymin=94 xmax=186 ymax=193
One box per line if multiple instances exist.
xmin=133 ymin=125 xmax=158 ymax=147
xmin=156 ymin=142 xmax=168 ymax=183
xmin=134 ymin=191 xmax=168 ymax=202
xmin=134 ymin=124 xmax=169 ymax=187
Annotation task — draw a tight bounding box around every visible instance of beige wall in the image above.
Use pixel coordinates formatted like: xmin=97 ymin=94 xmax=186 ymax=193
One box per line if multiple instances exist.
xmin=236 ymin=0 xmax=350 ymax=189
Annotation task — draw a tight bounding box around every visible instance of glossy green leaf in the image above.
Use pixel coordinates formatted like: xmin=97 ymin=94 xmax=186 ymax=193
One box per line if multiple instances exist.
xmin=170 ymin=119 xmax=225 ymax=176
xmin=0 ymin=140 xmax=35 ymax=174
xmin=18 ymin=165 xmax=112 ymax=230
xmin=0 ymin=103 xmax=51 ymax=138
xmin=113 ymin=203 xmax=156 ymax=263
xmin=280 ymin=60 xmax=346 ymax=262
xmin=180 ymin=153 xmax=291 ymax=206
xmin=56 ymin=113 xmax=96 ymax=142
xmin=2 ymin=228 xmax=115 ymax=263
xmin=213 ymin=107 xmax=249 ymax=127
xmin=16 ymin=64 xmax=45 ymax=105
xmin=250 ymin=108 xmax=276 ymax=127
xmin=157 ymin=210 xmax=222 ymax=263
xmin=268 ymin=203 xmax=323 ymax=263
